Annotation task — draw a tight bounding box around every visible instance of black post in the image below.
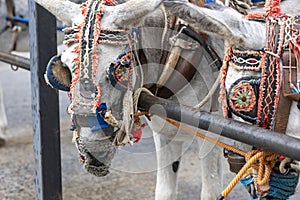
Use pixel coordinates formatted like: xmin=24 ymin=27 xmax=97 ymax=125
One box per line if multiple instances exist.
xmin=28 ymin=1 xmax=62 ymax=199
xmin=138 ymin=93 xmax=300 ymax=160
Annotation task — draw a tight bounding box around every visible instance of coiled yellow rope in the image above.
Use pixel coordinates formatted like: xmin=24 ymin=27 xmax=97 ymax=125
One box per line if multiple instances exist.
xmin=135 ymin=113 xmax=279 ymax=199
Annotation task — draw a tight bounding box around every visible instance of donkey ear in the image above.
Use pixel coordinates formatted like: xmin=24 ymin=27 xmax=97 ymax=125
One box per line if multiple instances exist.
xmin=35 ymin=0 xmax=82 ymax=25
xmin=164 ymin=0 xmax=266 ymax=49
xmin=105 ymin=0 xmax=163 ymax=28
xmin=163 ymin=1 xmax=239 ymax=39
xmin=44 ymin=55 xmax=72 ymax=92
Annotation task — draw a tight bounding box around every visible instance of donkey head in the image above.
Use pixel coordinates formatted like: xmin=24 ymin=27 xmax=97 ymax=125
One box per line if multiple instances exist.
xmin=164 ymin=0 xmax=300 ymax=139
xmin=40 ymin=0 xmax=163 ymax=176
xmin=164 ymin=0 xmax=299 ymax=49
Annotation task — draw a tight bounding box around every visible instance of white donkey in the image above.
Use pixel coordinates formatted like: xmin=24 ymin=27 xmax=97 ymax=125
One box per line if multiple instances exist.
xmin=36 ymin=0 xmax=228 ymax=199
xmin=164 ymin=0 xmax=300 ymax=199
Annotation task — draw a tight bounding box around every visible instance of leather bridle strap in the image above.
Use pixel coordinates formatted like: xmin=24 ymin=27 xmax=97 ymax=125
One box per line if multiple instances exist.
xmin=178 ymin=24 xmax=222 ymax=70
xmin=147 ymin=25 xmax=221 ymax=99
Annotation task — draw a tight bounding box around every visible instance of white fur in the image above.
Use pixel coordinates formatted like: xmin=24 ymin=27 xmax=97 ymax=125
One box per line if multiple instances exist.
xmin=42 ymin=1 xmax=225 ymax=199
xmin=39 ymin=0 xmax=221 ymax=200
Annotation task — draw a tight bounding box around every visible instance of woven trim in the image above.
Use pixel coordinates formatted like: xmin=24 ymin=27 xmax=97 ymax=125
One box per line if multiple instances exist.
xmin=257 ymin=16 xmax=287 ymax=129
xmin=67 ymin=0 xmax=128 ymax=114
xmin=229 ymin=48 xmax=264 ymax=71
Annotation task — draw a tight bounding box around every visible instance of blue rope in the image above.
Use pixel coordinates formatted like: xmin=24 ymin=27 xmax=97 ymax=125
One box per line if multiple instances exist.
xmin=240 ymin=171 xmax=298 ymax=200
xmin=5 ymin=15 xmax=66 ymax=31
xmin=267 ymin=172 xmax=298 ymax=200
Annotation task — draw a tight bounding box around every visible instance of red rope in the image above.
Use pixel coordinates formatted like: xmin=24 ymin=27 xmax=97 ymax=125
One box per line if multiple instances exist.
xmin=103 ymin=0 xmax=118 ymax=6
xmin=264 ymin=0 xmax=282 ymax=18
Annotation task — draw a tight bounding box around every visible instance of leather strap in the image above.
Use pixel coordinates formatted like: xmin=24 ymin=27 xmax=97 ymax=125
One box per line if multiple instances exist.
xmin=145 ymin=25 xmax=221 ymax=99
xmin=282 ymin=51 xmax=300 ymax=102
xmin=275 ymin=51 xmax=298 ymax=133
xmin=147 ymin=49 xmax=201 ymax=98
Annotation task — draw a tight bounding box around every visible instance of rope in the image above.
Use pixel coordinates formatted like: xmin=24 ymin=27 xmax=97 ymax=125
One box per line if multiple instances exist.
xmin=220 ymin=152 xmax=264 ymax=199
xmin=153 ymin=114 xmax=278 ymax=199
xmin=264 ymin=0 xmax=282 ymax=18
xmin=163 ymin=116 xmax=248 ymax=156
xmin=194 ymin=73 xmax=221 ymax=108
xmin=160 ymin=5 xmax=168 ymax=52
xmin=133 ymin=87 xmax=154 ymax=114
xmin=133 ymin=110 xmax=281 ymax=199
xmin=280 ymin=157 xmax=300 ymax=173
xmin=134 ymin=110 xmax=247 ymax=156
xmin=158 ymin=116 xmax=278 ymax=192
xmin=132 ymin=33 xmax=145 ymax=89
xmin=219 ymin=150 xmax=278 ymax=199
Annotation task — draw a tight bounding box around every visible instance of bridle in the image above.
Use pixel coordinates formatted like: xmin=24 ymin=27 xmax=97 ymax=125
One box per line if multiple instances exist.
xmin=65 ymin=0 xmax=144 ymax=145
xmin=64 ymin=0 xmax=222 ymax=146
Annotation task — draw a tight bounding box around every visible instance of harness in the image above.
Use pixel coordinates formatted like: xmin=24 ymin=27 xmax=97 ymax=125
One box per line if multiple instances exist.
xmin=146 ymin=22 xmax=221 ymax=99
xmin=220 ymin=13 xmax=300 ymax=132
xmin=219 ymin=0 xmax=300 ymax=199
xmin=55 ymin=0 xmax=222 ymax=146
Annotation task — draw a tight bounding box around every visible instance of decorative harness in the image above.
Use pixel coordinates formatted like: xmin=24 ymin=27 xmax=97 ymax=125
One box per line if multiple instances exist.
xmin=219 ymin=0 xmax=300 ymax=199
xmin=220 ymin=5 xmax=300 ymax=131
xmin=61 ymin=0 xmax=222 ymax=145
xmin=63 ymin=0 xmax=141 ymax=145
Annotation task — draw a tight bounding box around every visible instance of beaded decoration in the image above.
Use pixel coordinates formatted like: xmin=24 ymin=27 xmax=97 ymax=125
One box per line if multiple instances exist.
xmin=64 ymin=0 xmax=129 ymax=114
xmin=230 ymin=48 xmax=264 ymax=71
xmin=219 ymin=1 xmax=300 ymax=199
xmin=284 ymin=16 xmax=300 ymax=48
xmin=227 ymin=77 xmax=260 ymax=123
xmin=220 ymin=16 xmax=293 ymax=129
xmin=70 ymin=0 xmax=104 ymax=113
xmin=257 ymin=16 xmax=286 ymax=129
xmin=107 ymin=51 xmax=133 ymax=91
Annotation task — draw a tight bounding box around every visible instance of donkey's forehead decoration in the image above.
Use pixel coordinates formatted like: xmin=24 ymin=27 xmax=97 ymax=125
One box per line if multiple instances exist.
xmin=64 ymin=0 xmax=130 ymax=114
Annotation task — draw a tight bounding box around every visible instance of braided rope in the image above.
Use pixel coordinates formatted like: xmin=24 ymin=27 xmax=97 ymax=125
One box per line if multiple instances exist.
xmin=264 ymin=0 xmax=282 ymax=18
xmin=133 ymin=87 xmax=154 ymax=113
xmin=194 ymin=73 xmax=221 ymax=109
xmin=153 ymin=114 xmax=279 ymax=199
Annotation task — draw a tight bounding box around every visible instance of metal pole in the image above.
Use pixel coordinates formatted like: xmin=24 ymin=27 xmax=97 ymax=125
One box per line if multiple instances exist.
xmin=0 ymin=51 xmax=30 ymax=71
xmin=28 ymin=1 xmax=62 ymax=199
xmin=138 ymin=93 xmax=300 ymax=160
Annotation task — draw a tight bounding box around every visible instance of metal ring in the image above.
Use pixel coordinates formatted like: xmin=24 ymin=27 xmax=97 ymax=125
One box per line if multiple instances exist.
xmin=11 ymin=65 xmax=18 ymax=71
